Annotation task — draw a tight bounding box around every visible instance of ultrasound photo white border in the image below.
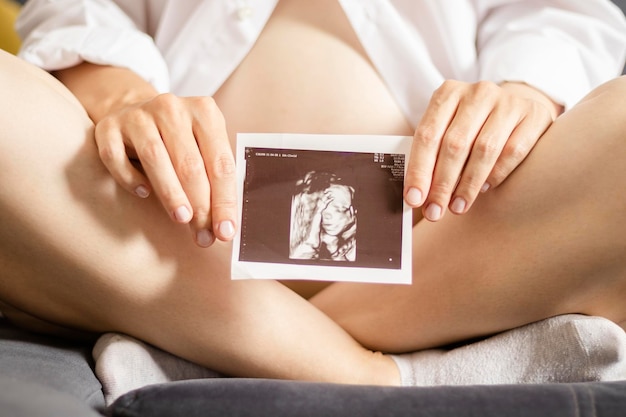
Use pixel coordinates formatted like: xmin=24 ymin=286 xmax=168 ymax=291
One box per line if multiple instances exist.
xmin=232 ymin=133 xmax=413 ymax=284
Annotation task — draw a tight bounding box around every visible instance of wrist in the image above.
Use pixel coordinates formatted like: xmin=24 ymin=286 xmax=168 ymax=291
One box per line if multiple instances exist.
xmin=54 ymin=62 xmax=159 ymax=123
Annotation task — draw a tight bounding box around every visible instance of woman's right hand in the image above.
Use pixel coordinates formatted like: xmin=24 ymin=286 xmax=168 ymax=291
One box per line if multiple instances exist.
xmin=94 ymin=93 xmax=238 ymax=248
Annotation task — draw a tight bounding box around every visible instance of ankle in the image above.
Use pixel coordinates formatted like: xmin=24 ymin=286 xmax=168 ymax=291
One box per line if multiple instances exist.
xmin=354 ymin=351 xmax=402 ymax=386
xmin=381 ymin=353 xmax=404 ymax=386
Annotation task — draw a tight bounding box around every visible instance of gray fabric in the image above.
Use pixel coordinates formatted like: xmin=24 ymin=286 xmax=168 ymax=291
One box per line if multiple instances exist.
xmin=110 ymin=378 xmax=626 ymax=417
xmin=0 ymin=377 xmax=103 ymax=417
xmin=0 ymin=319 xmax=106 ymax=412
xmin=614 ymin=0 xmax=626 ymax=74
xmin=614 ymin=0 xmax=626 ymax=13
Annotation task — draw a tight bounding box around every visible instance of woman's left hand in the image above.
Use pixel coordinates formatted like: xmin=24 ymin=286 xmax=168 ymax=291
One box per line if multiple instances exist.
xmin=404 ymin=80 xmax=562 ymax=221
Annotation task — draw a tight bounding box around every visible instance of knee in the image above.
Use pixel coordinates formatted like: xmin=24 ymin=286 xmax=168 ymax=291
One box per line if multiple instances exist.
xmin=574 ymin=76 xmax=626 ymax=144
xmin=601 ymin=76 xmax=626 ymax=143
xmin=580 ymin=76 xmax=626 ymax=119
xmin=602 ymin=75 xmax=626 ymax=104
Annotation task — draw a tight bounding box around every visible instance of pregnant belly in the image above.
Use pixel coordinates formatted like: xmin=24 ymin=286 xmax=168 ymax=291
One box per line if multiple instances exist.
xmin=213 ymin=0 xmax=414 ymax=146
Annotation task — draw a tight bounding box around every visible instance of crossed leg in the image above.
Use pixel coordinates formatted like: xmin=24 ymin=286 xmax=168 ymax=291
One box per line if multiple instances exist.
xmin=1 ymin=48 xmax=625 ymax=386
xmin=313 ymin=77 xmax=626 ymax=352
xmin=0 ymin=50 xmax=397 ymax=385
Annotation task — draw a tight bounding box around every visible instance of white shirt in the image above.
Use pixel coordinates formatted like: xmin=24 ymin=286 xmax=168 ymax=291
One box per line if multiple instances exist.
xmin=16 ymin=0 xmax=626 ymax=126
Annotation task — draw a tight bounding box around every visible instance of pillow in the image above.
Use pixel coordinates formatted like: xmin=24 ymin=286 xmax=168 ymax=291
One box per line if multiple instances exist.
xmin=110 ymin=378 xmax=626 ymax=417
xmin=0 ymin=319 xmax=106 ymax=410
xmin=0 ymin=377 xmax=103 ymax=417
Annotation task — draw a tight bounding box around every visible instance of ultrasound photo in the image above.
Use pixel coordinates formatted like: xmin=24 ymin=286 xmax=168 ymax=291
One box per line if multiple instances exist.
xmin=232 ymin=133 xmax=412 ymax=284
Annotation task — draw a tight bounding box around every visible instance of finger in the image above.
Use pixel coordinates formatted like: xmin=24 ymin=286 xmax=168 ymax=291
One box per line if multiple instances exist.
xmin=449 ymin=102 xmax=519 ymax=214
xmin=424 ymin=81 xmax=498 ymax=221
xmin=130 ymin=119 xmax=193 ymax=226
xmin=405 ymin=80 xmax=461 ymax=208
xmin=94 ymin=119 xmax=152 ymax=199
xmin=154 ymin=100 xmax=214 ymax=248
xmin=166 ymin=138 xmax=214 ymax=247
xmin=485 ymin=107 xmax=552 ymax=189
xmin=192 ymin=97 xmax=238 ymax=242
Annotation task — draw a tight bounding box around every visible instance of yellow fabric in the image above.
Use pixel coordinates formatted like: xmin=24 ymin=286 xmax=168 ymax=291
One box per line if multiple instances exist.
xmin=0 ymin=0 xmax=21 ymax=54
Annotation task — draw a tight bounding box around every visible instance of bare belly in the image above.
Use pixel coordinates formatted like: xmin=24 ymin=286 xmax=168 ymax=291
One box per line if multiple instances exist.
xmin=214 ymin=0 xmax=413 ymax=297
xmin=213 ymin=0 xmax=413 ymax=145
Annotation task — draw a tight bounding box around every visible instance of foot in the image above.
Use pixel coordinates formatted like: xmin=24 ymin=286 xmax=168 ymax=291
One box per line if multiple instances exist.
xmin=93 ymin=333 xmax=221 ymax=405
xmin=391 ymin=314 xmax=626 ymax=386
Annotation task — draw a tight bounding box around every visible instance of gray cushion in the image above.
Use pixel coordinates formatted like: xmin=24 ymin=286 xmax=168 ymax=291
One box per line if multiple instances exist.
xmin=0 ymin=377 xmax=102 ymax=417
xmin=110 ymin=378 xmax=626 ymax=417
xmin=0 ymin=319 xmax=106 ymax=412
xmin=613 ymin=0 xmax=626 ymax=74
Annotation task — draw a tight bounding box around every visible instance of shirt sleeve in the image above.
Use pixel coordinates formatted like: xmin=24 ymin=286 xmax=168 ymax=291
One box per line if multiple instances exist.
xmin=475 ymin=0 xmax=626 ymax=109
xmin=15 ymin=0 xmax=170 ymax=92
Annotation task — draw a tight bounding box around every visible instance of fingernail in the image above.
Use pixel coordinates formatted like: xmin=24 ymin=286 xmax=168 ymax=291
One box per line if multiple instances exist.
xmin=481 ymin=183 xmax=491 ymax=193
xmin=451 ymin=197 xmax=466 ymax=214
xmin=406 ymin=187 xmax=423 ymax=206
xmin=425 ymin=203 xmax=442 ymax=221
xmin=196 ymin=229 xmax=215 ymax=247
xmin=174 ymin=206 xmax=192 ymax=223
xmin=135 ymin=185 xmax=150 ymax=198
xmin=218 ymin=220 xmax=235 ymax=238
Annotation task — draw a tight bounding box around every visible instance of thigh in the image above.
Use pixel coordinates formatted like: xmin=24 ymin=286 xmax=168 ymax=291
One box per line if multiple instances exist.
xmin=311 ymin=76 xmax=626 ymax=353
xmin=0 ymin=50 xmax=237 ymax=336
xmin=0 ymin=52 xmax=395 ymax=384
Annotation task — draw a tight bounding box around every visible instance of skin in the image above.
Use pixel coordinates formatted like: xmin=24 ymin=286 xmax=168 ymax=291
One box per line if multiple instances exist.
xmin=55 ymin=63 xmax=237 ymax=248
xmin=405 ymin=80 xmax=561 ymax=221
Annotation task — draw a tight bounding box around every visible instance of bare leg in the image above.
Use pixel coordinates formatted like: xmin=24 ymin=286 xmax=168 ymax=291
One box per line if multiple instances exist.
xmin=0 ymin=50 xmax=398 ymax=385
xmin=312 ymin=76 xmax=626 ymax=353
